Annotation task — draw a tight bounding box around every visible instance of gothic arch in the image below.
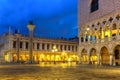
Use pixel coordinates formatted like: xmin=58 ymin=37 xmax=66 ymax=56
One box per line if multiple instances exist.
xmin=81 ymin=48 xmax=88 ymax=64
xmin=89 ymin=48 xmax=98 ymax=64
xmin=100 ymin=46 xmax=110 ymax=65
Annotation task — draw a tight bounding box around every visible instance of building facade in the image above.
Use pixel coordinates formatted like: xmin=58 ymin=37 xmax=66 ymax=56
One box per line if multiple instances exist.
xmin=78 ymin=0 xmax=120 ymax=65
xmin=0 ymin=33 xmax=78 ymax=63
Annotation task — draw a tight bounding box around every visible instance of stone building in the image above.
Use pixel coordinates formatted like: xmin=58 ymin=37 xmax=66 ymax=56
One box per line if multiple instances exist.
xmin=0 ymin=32 xmax=78 ymax=63
xmin=78 ymin=0 xmax=120 ymax=65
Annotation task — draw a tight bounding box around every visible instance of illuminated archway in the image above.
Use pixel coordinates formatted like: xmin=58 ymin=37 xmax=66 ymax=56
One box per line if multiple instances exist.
xmin=90 ymin=48 xmax=98 ymax=64
xmin=81 ymin=49 xmax=88 ymax=64
xmin=114 ymin=45 xmax=120 ymax=65
xmin=100 ymin=46 xmax=109 ymax=65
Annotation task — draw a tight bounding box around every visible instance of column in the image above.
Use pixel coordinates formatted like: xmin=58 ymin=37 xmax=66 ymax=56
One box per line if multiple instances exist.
xmin=40 ymin=43 xmax=42 ymax=50
xmin=79 ymin=35 xmax=81 ymax=44
xmin=110 ymin=54 xmax=113 ymax=66
xmin=44 ymin=43 xmax=47 ymax=51
xmin=88 ymin=54 xmax=90 ymax=64
xmin=62 ymin=45 xmax=64 ymax=51
xmin=97 ymin=53 xmax=100 ymax=65
xmin=34 ymin=43 xmax=37 ymax=50
xmin=8 ymin=53 xmax=12 ymax=62
xmin=10 ymin=40 xmax=13 ymax=49
xmin=23 ymin=42 xmax=26 ymax=50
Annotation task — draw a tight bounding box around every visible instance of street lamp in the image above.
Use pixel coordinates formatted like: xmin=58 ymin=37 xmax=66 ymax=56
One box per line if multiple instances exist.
xmin=52 ymin=45 xmax=58 ymax=64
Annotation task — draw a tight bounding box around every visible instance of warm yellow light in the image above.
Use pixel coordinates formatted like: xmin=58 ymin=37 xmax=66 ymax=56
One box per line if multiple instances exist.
xmin=87 ymin=28 xmax=90 ymax=31
xmin=68 ymin=58 xmax=71 ymax=62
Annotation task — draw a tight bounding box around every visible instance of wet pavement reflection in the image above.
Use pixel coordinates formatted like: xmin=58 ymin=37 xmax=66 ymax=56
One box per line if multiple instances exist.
xmin=0 ymin=62 xmax=120 ymax=80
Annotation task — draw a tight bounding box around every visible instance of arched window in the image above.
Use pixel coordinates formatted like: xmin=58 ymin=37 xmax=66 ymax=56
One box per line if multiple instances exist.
xmin=90 ymin=0 xmax=99 ymax=13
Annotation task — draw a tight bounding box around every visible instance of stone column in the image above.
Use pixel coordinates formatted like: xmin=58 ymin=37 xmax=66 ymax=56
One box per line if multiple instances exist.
xmin=97 ymin=53 xmax=100 ymax=65
xmin=44 ymin=43 xmax=47 ymax=51
xmin=49 ymin=44 xmax=52 ymax=51
xmin=40 ymin=43 xmax=42 ymax=50
xmin=88 ymin=53 xmax=90 ymax=64
xmin=110 ymin=54 xmax=113 ymax=66
xmin=34 ymin=42 xmax=37 ymax=50
xmin=27 ymin=21 xmax=35 ymax=63
xmin=79 ymin=35 xmax=81 ymax=44
xmin=62 ymin=45 xmax=64 ymax=51
xmin=23 ymin=42 xmax=26 ymax=50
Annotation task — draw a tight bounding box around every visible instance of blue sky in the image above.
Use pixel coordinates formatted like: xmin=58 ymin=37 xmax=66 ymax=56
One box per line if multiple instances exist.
xmin=0 ymin=0 xmax=78 ymax=38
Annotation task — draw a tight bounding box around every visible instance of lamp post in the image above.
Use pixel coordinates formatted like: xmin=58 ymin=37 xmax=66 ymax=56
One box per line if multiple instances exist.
xmin=27 ymin=21 xmax=35 ymax=63
xmin=52 ymin=45 xmax=57 ymax=64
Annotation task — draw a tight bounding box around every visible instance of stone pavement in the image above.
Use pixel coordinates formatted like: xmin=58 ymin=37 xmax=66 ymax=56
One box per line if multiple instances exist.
xmin=0 ymin=63 xmax=120 ymax=80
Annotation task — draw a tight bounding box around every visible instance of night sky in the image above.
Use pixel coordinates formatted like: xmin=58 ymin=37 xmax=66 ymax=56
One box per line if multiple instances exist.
xmin=0 ymin=0 xmax=78 ymax=38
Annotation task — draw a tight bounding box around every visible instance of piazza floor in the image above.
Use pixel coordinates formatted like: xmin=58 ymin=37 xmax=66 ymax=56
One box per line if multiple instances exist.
xmin=0 ymin=63 xmax=120 ymax=80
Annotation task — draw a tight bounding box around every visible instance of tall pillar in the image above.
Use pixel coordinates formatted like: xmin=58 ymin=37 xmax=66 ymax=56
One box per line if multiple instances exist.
xmin=27 ymin=21 xmax=35 ymax=63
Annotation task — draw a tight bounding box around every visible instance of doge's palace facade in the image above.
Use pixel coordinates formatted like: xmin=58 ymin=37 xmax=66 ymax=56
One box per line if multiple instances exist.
xmin=78 ymin=0 xmax=120 ymax=66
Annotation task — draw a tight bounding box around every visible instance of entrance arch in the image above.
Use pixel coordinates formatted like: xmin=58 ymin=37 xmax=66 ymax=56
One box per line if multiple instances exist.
xmin=100 ymin=47 xmax=109 ymax=65
xmin=81 ymin=49 xmax=88 ymax=64
xmin=89 ymin=48 xmax=98 ymax=64
xmin=114 ymin=45 xmax=120 ymax=65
